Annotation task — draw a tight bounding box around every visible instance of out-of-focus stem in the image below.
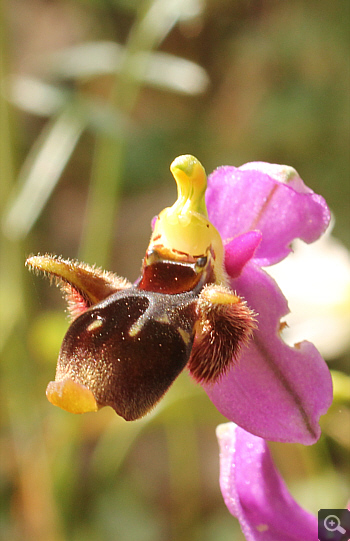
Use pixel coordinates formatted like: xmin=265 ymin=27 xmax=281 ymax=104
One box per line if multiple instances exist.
xmin=79 ymin=0 xmax=183 ymax=267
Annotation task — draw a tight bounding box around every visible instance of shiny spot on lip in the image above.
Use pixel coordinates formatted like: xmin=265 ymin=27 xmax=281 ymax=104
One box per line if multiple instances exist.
xmin=128 ymin=317 xmax=145 ymax=337
xmin=86 ymin=316 xmax=104 ymax=333
xmin=177 ymin=327 xmax=191 ymax=345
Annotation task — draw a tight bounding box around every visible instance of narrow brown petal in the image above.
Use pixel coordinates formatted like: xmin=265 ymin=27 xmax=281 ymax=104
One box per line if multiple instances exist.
xmin=188 ymin=284 xmax=257 ymax=383
xmin=26 ymin=254 xmax=131 ymax=318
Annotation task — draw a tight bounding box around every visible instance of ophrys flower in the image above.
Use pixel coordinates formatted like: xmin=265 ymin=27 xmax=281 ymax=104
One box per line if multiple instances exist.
xmin=26 ymin=155 xmax=332 ymax=444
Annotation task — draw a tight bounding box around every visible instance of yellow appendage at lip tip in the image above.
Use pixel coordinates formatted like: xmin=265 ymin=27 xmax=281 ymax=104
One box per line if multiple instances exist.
xmin=46 ymin=378 xmax=99 ymax=414
xmin=149 ymin=155 xmax=225 ymax=276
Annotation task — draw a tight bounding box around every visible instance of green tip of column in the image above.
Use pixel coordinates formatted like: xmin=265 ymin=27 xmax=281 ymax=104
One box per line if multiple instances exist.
xmin=169 ymin=155 xmax=208 ymax=219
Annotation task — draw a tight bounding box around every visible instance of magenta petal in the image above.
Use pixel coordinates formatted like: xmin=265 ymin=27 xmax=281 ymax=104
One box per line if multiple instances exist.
xmin=224 ymin=230 xmax=262 ymax=279
xmin=203 ymin=263 xmax=333 ymax=444
xmin=217 ymin=423 xmax=318 ymax=541
xmin=206 ymin=165 xmax=330 ymax=266
xmin=239 ymin=161 xmax=313 ymax=194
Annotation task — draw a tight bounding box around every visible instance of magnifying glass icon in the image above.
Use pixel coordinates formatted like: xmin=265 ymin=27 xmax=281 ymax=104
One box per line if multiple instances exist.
xmin=324 ymin=515 xmax=346 ymax=534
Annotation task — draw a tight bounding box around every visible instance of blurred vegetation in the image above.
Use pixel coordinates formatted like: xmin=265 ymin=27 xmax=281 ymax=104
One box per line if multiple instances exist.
xmin=1 ymin=0 xmax=349 ymax=540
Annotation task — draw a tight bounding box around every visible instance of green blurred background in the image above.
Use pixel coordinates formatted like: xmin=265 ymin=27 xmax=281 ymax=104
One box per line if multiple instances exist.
xmin=1 ymin=1 xmax=349 ymax=540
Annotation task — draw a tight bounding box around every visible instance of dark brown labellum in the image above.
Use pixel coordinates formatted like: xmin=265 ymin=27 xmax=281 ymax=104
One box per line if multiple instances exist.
xmin=56 ymin=287 xmax=198 ymax=420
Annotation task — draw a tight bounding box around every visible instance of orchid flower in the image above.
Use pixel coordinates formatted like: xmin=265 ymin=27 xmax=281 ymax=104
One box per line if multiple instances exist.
xmin=26 ymin=155 xmax=332 ymax=445
xmin=216 ymin=422 xmax=318 ymax=541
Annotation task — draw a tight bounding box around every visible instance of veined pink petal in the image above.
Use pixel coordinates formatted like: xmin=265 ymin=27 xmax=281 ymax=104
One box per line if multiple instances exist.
xmin=239 ymin=162 xmax=312 ymax=194
xmin=216 ymin=423 xmax=318 ymax=541
xmin=206 ymin=165 xmax=330 ymax=266
xmin=203 ymin=262 xmax=333 ymax=444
